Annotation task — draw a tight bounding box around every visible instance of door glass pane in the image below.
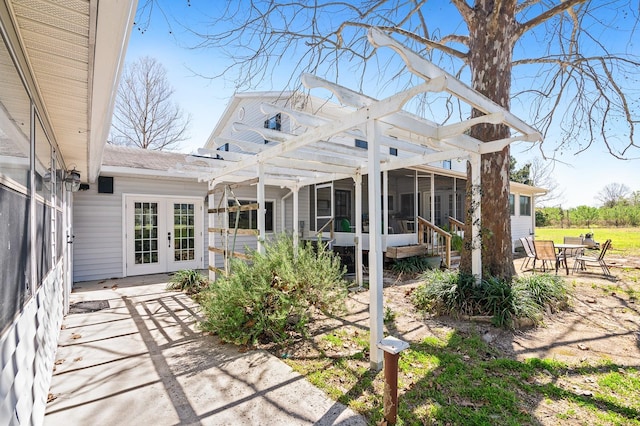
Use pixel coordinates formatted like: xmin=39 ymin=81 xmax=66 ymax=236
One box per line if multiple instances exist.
xmin=134 ymin=202 xmax=159 ymax=264
xmin=317 ymin=186 xmax=332 ymax=216
xmin=174 ymin=203 xmax=195 ymax=261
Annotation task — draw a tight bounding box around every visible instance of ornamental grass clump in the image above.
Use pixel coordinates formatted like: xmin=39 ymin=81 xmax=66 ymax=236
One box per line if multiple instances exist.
xmin=166 ymin=269 xmax=209 ymax=295
xmin=412 ymin=270 xmax=569 ymax=328
xmin=199 ymin=235 xmax=348 ymax=345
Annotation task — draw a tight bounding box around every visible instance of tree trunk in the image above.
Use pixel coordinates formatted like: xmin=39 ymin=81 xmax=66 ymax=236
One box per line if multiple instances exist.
xmin=460 ymin=0 xmax=517 ymax=281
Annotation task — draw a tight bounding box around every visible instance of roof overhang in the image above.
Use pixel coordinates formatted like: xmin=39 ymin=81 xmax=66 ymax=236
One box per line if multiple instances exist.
xmin=7 ymin=0 xmax=137 ymax=183
xmin=510 ymin=181 xmax=547 ymax=196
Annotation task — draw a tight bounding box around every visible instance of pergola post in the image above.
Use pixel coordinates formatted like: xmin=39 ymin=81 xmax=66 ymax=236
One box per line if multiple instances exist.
xmin=208 ymin=180 xmax=215 ymax=281
xmin=470 ymin=153 xmax=482 ymax=279
xmin=354 ymin=172 xmax=363 ymax=287
xmin=257 ymin=162 xmax=266 ymax=254
xmin=383 ymin=170 xmax=389 ymax=239
xmin=367 ymin=119 xmax=384 ymax=370
xmin=293 ymin=186 xmax=299 ymax=254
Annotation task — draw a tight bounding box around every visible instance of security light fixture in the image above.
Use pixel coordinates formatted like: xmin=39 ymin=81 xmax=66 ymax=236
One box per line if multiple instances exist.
xmin=65 ymin=168 xmax=81 ymax=192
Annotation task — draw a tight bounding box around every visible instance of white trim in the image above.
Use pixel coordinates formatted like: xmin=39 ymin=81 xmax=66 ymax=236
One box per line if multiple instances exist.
xmin=102 ymin=165 xmax=201 ymax=180
xmin=122 ymin=193 xmax=204 ymax=276
xmin=227 ymin=197 xmax=278 ymax=233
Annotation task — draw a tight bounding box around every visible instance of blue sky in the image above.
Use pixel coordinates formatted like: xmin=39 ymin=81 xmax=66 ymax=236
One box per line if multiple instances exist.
xmin=123 ymin=1 xmax=639 ymax=208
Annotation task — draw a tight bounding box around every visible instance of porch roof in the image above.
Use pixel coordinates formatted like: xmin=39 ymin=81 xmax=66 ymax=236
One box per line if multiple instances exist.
xmin=178 ymin=29 xmax=542 ymax=189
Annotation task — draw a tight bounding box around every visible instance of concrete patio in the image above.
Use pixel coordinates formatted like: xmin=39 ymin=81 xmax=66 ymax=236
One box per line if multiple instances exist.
xmin=44 ymin=274 xmax=366 ymax=426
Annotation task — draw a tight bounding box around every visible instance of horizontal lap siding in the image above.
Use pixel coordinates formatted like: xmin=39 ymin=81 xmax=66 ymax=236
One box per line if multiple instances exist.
xmin=209 ymin=185 xmax=291 ymax=269
xmin=511 ymin=193 xmax=535 ymax=251
xmin=73 ymin=175 xmax=207 ymax=282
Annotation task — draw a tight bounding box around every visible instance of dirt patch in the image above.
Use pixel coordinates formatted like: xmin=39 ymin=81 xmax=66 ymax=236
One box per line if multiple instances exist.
xmin=259 ymin=256 xmax=640 ymax=426
xmin=273 ymin=258 xmax=640 ymax=367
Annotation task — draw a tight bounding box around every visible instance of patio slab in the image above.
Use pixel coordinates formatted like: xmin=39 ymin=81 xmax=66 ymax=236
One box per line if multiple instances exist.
xmin=45 ymin=274 xmax=366 ymax=426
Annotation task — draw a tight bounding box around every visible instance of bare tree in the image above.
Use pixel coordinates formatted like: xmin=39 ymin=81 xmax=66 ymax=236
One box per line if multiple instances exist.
xmin=596 ymin=183 xmax=631 ymax=208
xmin=150 ymin=1 xmax=638 ymax=279
xmin=528 ymin=157 xmax=564 ymax=207
xmin=110 ymin=56 xmax=190 ymax=151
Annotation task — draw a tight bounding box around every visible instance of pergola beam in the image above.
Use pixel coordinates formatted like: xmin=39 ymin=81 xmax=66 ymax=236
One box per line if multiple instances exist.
xmin=203 ymin=78 xmax=446 ymax=183
xmin=368 ymin=28 xmax=542 ymax=140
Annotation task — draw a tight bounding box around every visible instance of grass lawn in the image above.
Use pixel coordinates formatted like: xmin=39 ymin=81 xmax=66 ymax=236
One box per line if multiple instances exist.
xmin=536 ymin=227 xmax=640 ymax=257
xmin=285 ymin=328 xmax=640 ymax=425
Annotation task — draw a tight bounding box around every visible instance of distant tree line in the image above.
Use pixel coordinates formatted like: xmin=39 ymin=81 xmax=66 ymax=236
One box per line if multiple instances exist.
xmin=536 ymin=188 xmax=640 ymax=228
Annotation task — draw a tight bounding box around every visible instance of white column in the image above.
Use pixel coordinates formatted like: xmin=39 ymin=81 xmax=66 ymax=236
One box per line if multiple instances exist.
xmin=470 ymin=153 xmax=482 ymax=280
xmin=383 ymin=170 xmax=389 ymax=240
xmin=64 ymin=187 xmax=73 ymax=313
xmin=354 ymin=172 xmax=363 ymax=287
xmin=293 ymin=187 xmax=300 ymax=254
xmin=208 ymin=180 xmax=215 ymax=281
xmin=367 ymin=119 xmax=384 ymax=370
xmin=257 ymin=163 xmax=266 ymax=254
xmin=223 ymin=184 xmax=229 ymax=274
xmin=430 ymin=172 xmax=435 ymax=223
xmin=414 ymin=170 xmax=419 ymax=237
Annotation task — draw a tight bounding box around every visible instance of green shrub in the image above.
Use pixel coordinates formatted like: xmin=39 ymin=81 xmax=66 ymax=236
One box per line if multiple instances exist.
xmin=514 ymin=273 xmax=568 ymax=311
xmin=391 ymin=256 xmax=436 ymax=274
xmin=451 ymin=234 xmax=463 ymax=252
xmin=167 ymin=269 xmax=208 ymax=295
xmin=199 ymin=235 xmax=348 ymax=345
xmin=411 ymin=269 xmax=479 ymax=316
xmin=412 ymin=270 xmax=569 ymax=328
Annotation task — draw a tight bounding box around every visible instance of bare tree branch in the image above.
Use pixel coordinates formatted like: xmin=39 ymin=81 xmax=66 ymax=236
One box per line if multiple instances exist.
xmin=515 ymin=0 xmax=586 ymax=39
xmin=110 ymin=56 xmax=190 ymax=151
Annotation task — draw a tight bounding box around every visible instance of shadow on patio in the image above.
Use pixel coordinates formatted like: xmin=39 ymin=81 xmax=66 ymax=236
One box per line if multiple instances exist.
xmin=44 ymin=274 xmax=365 ymax=426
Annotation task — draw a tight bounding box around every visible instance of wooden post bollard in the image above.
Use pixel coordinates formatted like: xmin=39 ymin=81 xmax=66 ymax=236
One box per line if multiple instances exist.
xmin=377 ymin=336 xmax=409 ymax=425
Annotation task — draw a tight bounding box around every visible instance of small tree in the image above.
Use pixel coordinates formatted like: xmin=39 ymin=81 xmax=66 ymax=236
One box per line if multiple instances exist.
xmin=528 ymin=158 xmax=563 ymax=207
xmin=110 ymin=56 xmax=190 ymax=151
xmin=596 ymin=183 xmax=631 ymax=208
xmin=509 ymin=156 xmax=531 ymax=185
xmin=571 ymin=205 xmax=599 ymax=228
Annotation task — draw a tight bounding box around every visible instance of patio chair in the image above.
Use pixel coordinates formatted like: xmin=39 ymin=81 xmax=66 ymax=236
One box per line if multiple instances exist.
xmin=339 ymin=218 xmax=352 ymax=232
xmin=532 ymin=240 xmax=562 ymax=274
xmin=573 ymin=239 xmax=613 ymax=277
xmin=519 ymin=236 xmax=536 ymax=271
xmin=561 ymin=236 xmax=585 ymax=265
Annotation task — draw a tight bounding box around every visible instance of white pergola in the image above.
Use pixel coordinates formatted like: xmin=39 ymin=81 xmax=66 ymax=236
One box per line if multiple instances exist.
xmin=182 ymin=28 xmax=542 ymax=368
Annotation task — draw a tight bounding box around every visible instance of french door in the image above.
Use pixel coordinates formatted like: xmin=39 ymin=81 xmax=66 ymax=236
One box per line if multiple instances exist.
xmin=125 ymin=196 xmax=203 ymax=276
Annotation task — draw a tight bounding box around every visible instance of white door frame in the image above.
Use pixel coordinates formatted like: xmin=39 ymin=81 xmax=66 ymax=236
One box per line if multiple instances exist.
xmin=123 ymin=194 xmax=204 ymax=276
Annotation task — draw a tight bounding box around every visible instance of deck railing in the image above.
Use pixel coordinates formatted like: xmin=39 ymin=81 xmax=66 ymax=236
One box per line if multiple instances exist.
xmin=448 ymin=216 xmax=465 ymax=238
xmin=416 ymin=216 xmax=451 ymax=268
xmin=314 ymin=218 xmax=335 ymax=245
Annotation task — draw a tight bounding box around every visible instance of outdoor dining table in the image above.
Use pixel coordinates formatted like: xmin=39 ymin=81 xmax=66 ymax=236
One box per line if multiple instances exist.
xmin=554 ymin=243 xmax=588 ymax=275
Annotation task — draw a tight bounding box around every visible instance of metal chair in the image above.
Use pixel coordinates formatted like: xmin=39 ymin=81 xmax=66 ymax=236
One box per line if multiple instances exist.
xmin=532 ymin=240 xmax=562 ymax=274
xmin=573 ymin=239 xmax=613 ymax=276
xmin=560 ymin=236 xmax=585 ymax=268
xmin=519 ymin=236 xmax=536 ymax=271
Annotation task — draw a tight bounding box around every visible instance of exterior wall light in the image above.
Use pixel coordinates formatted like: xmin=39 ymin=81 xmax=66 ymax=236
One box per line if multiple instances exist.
xmin=64 ymin=168 xmax=81 ymax=192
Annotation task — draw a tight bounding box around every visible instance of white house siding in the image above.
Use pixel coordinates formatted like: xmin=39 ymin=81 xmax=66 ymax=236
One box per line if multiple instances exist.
xmin=73 ymin=175 xmax=208 ymax=282
xmin=510 ymin=193 xmax=536 ymax=251
xmin=209 ymin=184 xmax=300 ymax=269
